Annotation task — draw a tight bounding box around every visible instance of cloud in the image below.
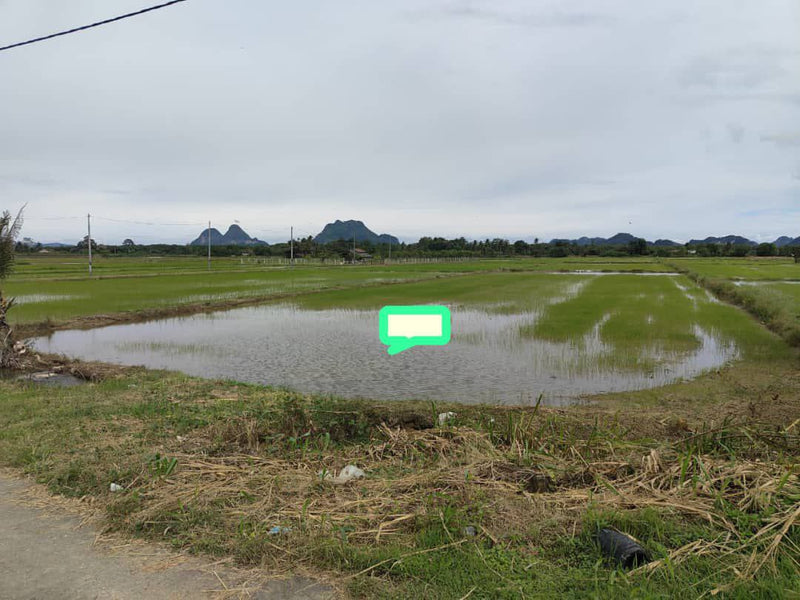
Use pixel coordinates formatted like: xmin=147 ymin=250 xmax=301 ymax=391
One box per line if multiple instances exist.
xmin=678 ymin=48 xmax=788 ymax=91
xmin=427 ymin=3 xmax=613 ymax=28
xmin=1 ymin=0 xmax=798 ymax=244
xmin=727 ymin=123 xmax=745 ymax=144
xmin=760 ymin=133 xmax=800 ymax=147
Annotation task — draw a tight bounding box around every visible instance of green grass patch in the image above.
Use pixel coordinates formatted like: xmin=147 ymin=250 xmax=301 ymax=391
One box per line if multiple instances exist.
xmin=1 ymin=370 xmax=798 ymax=598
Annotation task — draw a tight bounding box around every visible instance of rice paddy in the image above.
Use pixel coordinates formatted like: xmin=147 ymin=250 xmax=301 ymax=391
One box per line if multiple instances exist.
xmin=5 ymin=255 xmax=668 ymax=326
xmin=27 ymin=269 xmax=789 ymax=405
xmin=2 ymin=255 xmax=798 ymax=598
xmin=670 ymin=257 xmax=800 ymax=281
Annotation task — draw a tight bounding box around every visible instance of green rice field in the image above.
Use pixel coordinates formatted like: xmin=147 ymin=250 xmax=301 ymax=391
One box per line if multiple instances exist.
xmin=6 ymin=255 xmax=669 ymax=324
xmin=669 ymin=258 xmax=800 ymax=347
xmin=669 ymin=257 xmax=800 ymax=281
xmin=13 ymin=256 xmax=791 ymax=401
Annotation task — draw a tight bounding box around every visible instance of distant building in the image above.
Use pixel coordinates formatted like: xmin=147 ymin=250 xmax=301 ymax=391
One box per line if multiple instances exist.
xmin=354 ymin=248 xmax=372 ymax=260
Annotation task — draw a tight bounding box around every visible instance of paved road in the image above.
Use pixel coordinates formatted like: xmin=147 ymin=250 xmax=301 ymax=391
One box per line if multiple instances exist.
xmin=0 ymin=473 xmax=336 ymax=600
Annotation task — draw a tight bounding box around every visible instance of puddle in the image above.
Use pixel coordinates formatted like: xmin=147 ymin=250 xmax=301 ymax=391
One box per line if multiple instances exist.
xmin=548 ymin=280 xmax=588 ymax=305
xmin=14 ymin=371 xmax=86 ymax=388
xmin=29 ymin=304 xmax=739 ymax=406
xmin=733 ymin=280 xmax=800 ymax=286
xmin=673 ymin=280 xmax=698 ymax=310
xmin=14 ymin=294 xmax=84 ymax=304
xmin=540 ymin=271 xmax=678 ymax=276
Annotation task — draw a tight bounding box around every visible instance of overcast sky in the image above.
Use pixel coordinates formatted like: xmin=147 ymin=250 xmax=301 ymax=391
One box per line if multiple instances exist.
xmin=1 ymin=1 xmax=799 ymax=244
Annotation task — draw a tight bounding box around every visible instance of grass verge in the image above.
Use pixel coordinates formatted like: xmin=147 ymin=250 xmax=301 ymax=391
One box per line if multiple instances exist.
xmin=1 ymin=362 xmax=798 ymax=599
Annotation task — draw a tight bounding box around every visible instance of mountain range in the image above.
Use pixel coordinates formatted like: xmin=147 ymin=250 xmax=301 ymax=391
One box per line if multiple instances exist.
xmin=550 ymin=233 xmax=680 ymax=247
xmin=687 ymin=235 xmax=756 ymax=247
xmin=189 ymin=224 xmax=266 ymax=246
xmin=313 ymin=220 xmax=399 ymax=245
xmin=182 ymin=223 xmax=799 ymax=248
xmin=773 ymin=236 xmax=800 ymax=247
xmin=550 ymin=233 xmax=800 ymax=247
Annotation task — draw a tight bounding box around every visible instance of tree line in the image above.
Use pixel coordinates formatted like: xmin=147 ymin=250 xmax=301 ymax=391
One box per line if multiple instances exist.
xmin=14 ymin=236 xmax=800 ymax=261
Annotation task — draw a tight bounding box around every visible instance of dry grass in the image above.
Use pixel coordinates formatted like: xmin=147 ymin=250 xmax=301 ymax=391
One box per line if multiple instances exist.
xmin=108 ymin=414 xmax=800 ymax=588
xmin=4 ymin=363 xmax=799 ymax=596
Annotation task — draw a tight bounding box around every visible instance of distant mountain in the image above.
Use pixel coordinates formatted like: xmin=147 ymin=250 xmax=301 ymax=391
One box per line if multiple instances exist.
xmin=574 ymin=236 xmax=608 ymax=247
xmin=773 ymin=236 xmax=800 ymax=247
xmin=189 ymin=224 xmax=266 ymax=246
xmin=190 ymin=227 xmax=224 ymax=246
xmin=605 ymin=232 xmax=638 ymax=245
xmin=221 ymin=224 xmax=262 ymax=244
xmin=314 ymin=220 xmax=399 ymax=245
xmin=651 ymin=239 xmax=681 ymax=247
xmin=549 ymin=232 xmax=643 ymax=246
xmin=41 ymin=242 xmax=72 ymax=248
xmin=688 ymin=235 xmax=756 ymax=247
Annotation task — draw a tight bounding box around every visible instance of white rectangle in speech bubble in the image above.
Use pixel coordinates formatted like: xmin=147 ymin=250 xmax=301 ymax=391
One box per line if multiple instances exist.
xmin=386 ymin=314 xmax=442 ymax=338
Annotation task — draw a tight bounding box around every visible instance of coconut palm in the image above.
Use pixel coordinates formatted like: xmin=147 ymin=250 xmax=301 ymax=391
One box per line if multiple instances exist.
xmin=0 ymin=207 xmax=25 ymax=366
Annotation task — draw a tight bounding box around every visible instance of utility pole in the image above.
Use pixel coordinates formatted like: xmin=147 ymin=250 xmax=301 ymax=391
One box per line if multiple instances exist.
xmin=207 ymin=220 xmax=211 ymax=271
xmin=290 ymin=226 xmax=294 ymax=266
xmin=353 ymin=233 xmax=356 ymax=264
xmin=388 ymin=239 xmax=392 ymax=262
xmin=87 ymin=213 xmax=92 ymax=275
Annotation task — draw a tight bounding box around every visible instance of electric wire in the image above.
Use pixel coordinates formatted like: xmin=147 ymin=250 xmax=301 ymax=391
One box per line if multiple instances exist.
xmin=0 ymin=0 xmax=189 ymax=53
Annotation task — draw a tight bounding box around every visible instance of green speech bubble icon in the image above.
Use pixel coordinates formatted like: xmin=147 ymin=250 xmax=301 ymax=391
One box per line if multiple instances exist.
xmin=379 ymin=305 xmax=452 ymax=355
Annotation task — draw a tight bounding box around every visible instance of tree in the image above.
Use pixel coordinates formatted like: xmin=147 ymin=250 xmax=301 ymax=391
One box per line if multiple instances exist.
xmin=76 ymin=235 xmax=97 ymax=251
xmin=756 ymin=243 xmax=776 ymax=257
xmin=0 ymin=207 xmax=25 ymax=367
xmin=122 ymin=238 xmax=136 ymax=247
xmin=0 ymin=209 xmax=23 ymax=281
xmin=627 ymin=238 xmax=648 ymax=255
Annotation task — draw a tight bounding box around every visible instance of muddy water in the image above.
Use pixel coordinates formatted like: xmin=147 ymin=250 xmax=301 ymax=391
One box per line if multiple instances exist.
xmin=29 ymin=304 xmax=738 ymax=406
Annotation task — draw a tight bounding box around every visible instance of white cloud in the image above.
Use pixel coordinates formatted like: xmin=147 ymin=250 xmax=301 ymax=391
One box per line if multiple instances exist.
xmin=0 ymin=0 xmax=798 ymax=244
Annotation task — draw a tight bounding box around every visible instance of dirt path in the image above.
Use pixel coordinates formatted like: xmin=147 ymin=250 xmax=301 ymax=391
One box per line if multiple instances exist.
xmin=0 ymin=473 xmax=336 ymax=600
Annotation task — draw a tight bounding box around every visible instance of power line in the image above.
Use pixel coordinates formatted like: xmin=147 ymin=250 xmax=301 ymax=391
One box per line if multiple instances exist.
xmin=0 ymin=0 xmax=190 ymax=53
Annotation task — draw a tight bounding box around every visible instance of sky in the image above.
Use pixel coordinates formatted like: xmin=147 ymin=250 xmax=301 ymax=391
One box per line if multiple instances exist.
xmin=1 ymin=0 xmax=799 ymax=245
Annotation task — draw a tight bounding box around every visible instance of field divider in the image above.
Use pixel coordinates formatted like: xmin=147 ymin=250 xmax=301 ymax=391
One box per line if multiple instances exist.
xmin=665 ymin=261 xmax=800 ymax=347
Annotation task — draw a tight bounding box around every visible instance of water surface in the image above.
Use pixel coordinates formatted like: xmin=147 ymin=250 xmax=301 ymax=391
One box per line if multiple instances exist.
xmin=30 ymin=303 xmax=738 ymax=406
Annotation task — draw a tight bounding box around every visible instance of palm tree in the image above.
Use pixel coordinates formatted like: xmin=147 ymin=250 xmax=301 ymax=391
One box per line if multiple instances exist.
xmin=0 ymin=207 xmax=25 ymax=367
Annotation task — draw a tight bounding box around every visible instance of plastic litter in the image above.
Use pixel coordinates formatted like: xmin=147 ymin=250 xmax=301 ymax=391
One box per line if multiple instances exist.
xmin=597 ymin=528 xmax=650 ymax=568
xmin=109 ymin=483 xmax=124 ymax=492
xmin=462 ymin=526 xmax=477 ymax=537
xmin=319 ymin=465 xmax=366 ymax=484
xmin=268 ymin=526 xmax=292 ymax=536
xmin=438 ymin=411 xmax=456 ymax=426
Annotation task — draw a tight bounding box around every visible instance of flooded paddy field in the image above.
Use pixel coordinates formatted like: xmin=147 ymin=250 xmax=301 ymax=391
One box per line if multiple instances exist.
xmin=670 ymin=257 xmax=800 ymax=349
xmin=6 ymin=256 xmax=670 ymax=326
xmin=30 ymin=272 xmax=786 ymax=405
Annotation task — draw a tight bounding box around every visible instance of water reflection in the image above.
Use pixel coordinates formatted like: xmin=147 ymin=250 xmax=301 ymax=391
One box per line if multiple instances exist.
xmin=30 ymin=304 xmax=738 ymax=406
